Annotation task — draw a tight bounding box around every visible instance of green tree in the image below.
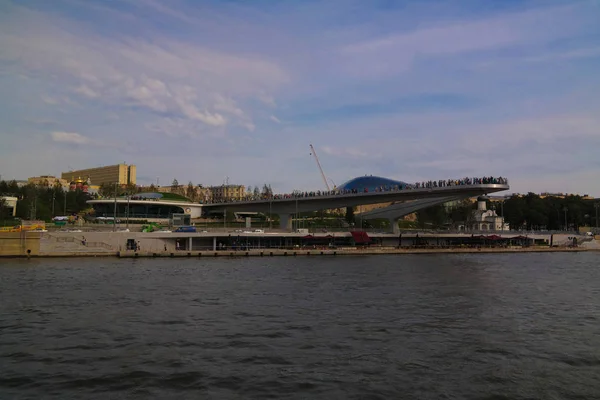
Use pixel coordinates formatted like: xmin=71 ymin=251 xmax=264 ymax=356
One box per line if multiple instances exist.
xmin=503 ymin=195 xmax=527 ymax=230
xmin=523 ymin=192 xmax=548 ymax=230
xmin=448 ymin=199 xmax=474 ymax=229
xmin=0 ymin=197 xmax=7 ymax=225
xmin=345 ymin=206 xmax=355 ymax=225
xmin=416 ymin=204 xmax=448 ymax=229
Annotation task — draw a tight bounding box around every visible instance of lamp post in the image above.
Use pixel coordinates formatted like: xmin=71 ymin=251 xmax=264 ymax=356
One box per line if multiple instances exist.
xmin=359 ymin=205 xmax=364 ymax=230
xmin=595 ymin=203 xmax=599 ymax=230
xmin=126 ymin=191 xmax=130 ymax=230
xmin=563 ymin=206 xmax=568 ymax=232
xmin=113 ymin=182 xmax=118 ymax=232
xmin=500 ymin=200 xmax=504 ymax=232
xmin=52 ymin=193 xmax=56 ymax=218
xmin=269 ymin=197 xmax=272 ymax=231
xmin=295 ymin=198 xmax=298 ymax=232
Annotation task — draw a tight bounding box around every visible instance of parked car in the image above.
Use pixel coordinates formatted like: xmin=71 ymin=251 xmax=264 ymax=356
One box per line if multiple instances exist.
xmin=174 ymin=226 xmax=197 ymax=233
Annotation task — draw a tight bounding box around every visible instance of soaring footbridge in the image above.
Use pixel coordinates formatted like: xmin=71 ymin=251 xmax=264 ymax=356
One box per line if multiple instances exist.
xmin=87 ymin=176 xmax=509 ymax=231
xmin=204 ymin=177 xmax=509 ymax=230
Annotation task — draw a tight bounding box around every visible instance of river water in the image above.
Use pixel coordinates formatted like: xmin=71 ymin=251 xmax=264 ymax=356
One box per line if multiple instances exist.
xmin=1 ymin=253 xmax=599 ymax=399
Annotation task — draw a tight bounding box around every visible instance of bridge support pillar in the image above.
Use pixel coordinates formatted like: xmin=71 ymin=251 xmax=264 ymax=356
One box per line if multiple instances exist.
xmin=391 ymin=218 xmax=400 ymax=234
xmin=279 ymin=214 xmax=292 ymax=230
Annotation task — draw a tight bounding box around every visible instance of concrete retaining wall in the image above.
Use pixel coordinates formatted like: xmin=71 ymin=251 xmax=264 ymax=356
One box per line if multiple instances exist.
xmin=0 ymin=232 xmax=41 ymax=257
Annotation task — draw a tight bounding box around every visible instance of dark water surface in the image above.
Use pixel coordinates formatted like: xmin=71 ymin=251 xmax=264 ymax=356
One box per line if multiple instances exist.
xmin=1 ymin=253 xmax=600 ymax=399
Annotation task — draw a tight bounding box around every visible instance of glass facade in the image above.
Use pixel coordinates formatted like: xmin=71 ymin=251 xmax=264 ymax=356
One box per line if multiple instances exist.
xmin=92 ymin=203 xmax=185 ymax=219
xmin=338 ymin=176 xmax=407 ymax=192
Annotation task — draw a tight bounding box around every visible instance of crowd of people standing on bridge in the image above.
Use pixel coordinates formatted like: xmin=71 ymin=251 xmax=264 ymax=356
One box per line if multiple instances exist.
xmin=202 ymin=176 xmax=508 ymax=204
xmin=413 ymin=176 xmax=508 ymax=189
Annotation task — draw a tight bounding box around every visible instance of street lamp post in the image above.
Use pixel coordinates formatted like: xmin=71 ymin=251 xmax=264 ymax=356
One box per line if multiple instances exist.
xmin=52 ymin=193 xmax=56 ymax=218
xmin=295 ymin=198 xmax=298 ymax=232
xmin=501 ymin=200 xmax=504 ymax=232
xmin=563 ymin=206 xmax=568 ymax=232
xmin=126 ymin=191 xmax=130 ymax=230
xmin=269 ymin=197 xmax=272 ymax=231
xmin=113 ymin=183 xmax=118 ymax=232
xmin=595 ymin=203 xmax=599 ymax=230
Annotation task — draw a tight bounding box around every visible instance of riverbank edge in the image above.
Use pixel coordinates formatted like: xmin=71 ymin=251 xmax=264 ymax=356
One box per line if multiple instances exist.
xmin=2 ymin=246 xmax=597 ymax=258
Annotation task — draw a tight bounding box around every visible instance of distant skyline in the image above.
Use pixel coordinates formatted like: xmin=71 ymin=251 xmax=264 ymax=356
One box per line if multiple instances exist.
xmin=1 ymin=0 xmax=599 ymax=195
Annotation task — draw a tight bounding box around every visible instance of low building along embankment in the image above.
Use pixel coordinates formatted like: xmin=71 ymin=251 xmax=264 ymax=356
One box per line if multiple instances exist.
xmin=1 ymin=231 xmax=596 ymax=258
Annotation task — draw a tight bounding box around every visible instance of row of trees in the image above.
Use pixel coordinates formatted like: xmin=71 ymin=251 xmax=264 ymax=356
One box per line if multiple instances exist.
xmin=98 ymin=179 xmax=275 ymax=202
xmin=411 ymin=193 xmax=599 ymax=231
xmin=500 ymin=193 xmax=598 ymax=231
xmin=0 ymin=180 xmax=91 ymax=223
xmin=246 ymin=184 xmax=273 ymax=198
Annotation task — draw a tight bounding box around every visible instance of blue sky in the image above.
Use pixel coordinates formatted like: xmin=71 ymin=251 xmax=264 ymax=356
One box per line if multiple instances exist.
xmin=1 ymin=0 xmax=599 ymax=195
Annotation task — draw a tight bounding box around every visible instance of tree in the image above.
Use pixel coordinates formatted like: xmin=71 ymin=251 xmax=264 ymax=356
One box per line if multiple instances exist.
xmin=253 ymin=186 xmax=260 ymax=197
xmin=262 ymin=184 xmax=273 ymax=198
xmin=0 ymin=197 xmax=7 ymax=225
xmin=447 ymin=200 xmax=474 ymax=229
xmin=0 ymin=180 xmax=88 ymax=221
xmin=345 ymin=206 xmax=355 ymax=225
xmin=171 ymin=178 xmax=179 ymax=188
xmin=416 ymin=204 xmax=448 ymax=229
xmin=98 ymin=183 xmax=117 ymax=198
xmin=125 ymin=183 xmax=139 ymax=195
xmin=186 ymin=181 xmax=196 ymax=200
xmin=503 ymin=195 xmax=527 ymax=230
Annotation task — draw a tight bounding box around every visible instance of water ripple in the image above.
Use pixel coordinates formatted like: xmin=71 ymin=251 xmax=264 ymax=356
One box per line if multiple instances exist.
xmin=1 ymin=253 xmax=600 ymax=399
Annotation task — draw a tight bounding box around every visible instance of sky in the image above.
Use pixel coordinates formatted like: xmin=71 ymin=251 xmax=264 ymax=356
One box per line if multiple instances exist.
xmin=1 ymin=0 xmax=599 ymax=196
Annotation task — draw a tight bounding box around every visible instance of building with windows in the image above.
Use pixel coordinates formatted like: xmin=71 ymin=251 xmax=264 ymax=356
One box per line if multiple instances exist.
xmin=87 ymin=192 xmax=203 ymax=221
xmin=28 ymin=175 xmax=69 ymax=188
xmin=209 ymin=185 xmax=245 ymax=202
xmin=61 ymin=163 xmax=136 ymax=186
xmin=0 ymin=196 xmax=17 ymax=217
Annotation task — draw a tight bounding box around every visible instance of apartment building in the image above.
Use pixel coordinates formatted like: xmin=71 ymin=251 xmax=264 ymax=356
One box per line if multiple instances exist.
xmin=61 ymin=164 xmax=136 ymax=186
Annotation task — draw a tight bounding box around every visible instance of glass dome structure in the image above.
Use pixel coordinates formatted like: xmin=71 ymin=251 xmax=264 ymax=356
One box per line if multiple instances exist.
xmin=337 ymin=176 xmax=407 ymax=192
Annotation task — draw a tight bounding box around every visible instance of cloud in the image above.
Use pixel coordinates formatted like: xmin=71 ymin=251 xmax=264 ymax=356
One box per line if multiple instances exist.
xmin=524 ymin=47 xmax=600 ymax=63
xmin=338 ymin=3 xmax=599 ymax=78
xmin=41 ymin=95 xmax=59 ymax=105
xmin=0 ymin=0 xmax=599 ymax=195
xmin=73 ymin=85 xmax=98 ymax=98
xmin=0 ymin=5 xmax=288 ymax=133
xmin=50 ymin=131 xmax=90 ymax=144
xmin=41 ymin=95 xmax=73 ymax=105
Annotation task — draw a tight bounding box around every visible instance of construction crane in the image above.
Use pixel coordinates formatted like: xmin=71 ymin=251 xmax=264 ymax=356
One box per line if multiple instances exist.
xmin=309 ymin=144 xmax=331 ymax=191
